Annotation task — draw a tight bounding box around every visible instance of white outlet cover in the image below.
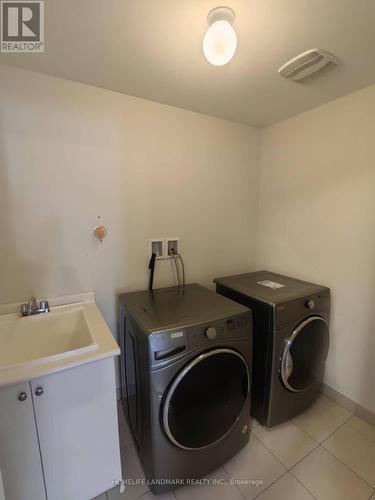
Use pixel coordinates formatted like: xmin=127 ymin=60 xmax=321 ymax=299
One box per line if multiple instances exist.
xmin=149 ymin=239 xmax=164 ymax=259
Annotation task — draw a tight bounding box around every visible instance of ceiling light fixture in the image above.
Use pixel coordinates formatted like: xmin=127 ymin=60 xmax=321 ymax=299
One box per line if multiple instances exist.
xmin=203 ymin=7 xmax=237 ymax=66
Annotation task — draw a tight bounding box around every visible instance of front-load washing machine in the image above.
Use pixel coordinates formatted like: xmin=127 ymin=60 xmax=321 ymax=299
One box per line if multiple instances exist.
xmin=119 ymin=284 xmax=252 ymax=494
xmin=214 ymin=270 xmax=330 ymax=427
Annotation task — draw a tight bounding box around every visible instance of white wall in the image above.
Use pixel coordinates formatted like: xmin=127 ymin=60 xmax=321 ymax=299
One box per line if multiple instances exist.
xmin=0 ymin=65 xmax=259 ymax=339
xmin=256 ymin=84 xmax=375 ymax=413
xmin=2 ymin=63 xmax=374 ymax=414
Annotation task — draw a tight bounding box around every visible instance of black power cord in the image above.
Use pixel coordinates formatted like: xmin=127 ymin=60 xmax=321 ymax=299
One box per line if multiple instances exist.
xmin=148 ymin=252 xmax=157 ymax=291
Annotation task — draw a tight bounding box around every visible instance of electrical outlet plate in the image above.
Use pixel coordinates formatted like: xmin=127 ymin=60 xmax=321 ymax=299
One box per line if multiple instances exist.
xmin=149 ymin=238 xmax=179 ymax=259
xmin=149 ymin=239 xmax=163 ymax=259
xmin=166 ymin=238 xmax=179 ymax=257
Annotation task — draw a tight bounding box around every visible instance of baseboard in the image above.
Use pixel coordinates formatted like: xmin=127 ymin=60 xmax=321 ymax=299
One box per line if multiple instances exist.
xmin=354 ymin=404 xmax=375 ymax=427
xmin=322 ymin=382 xmax=375 ymax=427
xmin=321 ymin=383 xmax=357 ymax=412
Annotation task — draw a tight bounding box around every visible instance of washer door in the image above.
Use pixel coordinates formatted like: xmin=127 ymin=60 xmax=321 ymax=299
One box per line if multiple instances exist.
xmin=163 ymin=348 xmax=249 ymax=450
xmin=280 ymin=316 xmax=329 ymax=393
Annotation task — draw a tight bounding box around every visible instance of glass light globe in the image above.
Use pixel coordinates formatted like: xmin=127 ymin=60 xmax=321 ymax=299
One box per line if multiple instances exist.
xmin=203 ymin=19 xmax=237 ymax=66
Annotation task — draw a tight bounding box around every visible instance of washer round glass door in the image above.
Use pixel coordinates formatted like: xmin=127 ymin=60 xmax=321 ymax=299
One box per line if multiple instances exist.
xmin=163 ymin=348 xmax=249 ymax=450
xmin=280 ymin=316 xmax=329 ymax=393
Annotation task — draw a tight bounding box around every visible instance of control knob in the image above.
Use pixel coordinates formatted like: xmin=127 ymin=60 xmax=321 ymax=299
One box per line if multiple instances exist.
xmin=306 ymin=299 xmax=315 ymax=310
xmin=206 ymin=327 xmax=217 ymax=340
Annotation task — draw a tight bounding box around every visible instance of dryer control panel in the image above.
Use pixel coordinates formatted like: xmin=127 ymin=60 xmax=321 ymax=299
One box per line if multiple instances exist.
xmin=274 ymin=290 xmax=330 ymax=330
xmin=148 ymin=311 xmax=252 ymax=368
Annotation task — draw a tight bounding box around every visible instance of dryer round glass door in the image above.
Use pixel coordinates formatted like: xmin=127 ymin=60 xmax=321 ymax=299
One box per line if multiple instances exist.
xmin=280 ymin=316 xmax=329 ymax=392
xmin=162 ymin=348 xmax=249 ymax=450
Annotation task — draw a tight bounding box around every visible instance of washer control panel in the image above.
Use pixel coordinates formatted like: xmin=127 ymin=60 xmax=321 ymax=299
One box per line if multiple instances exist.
xmin=148 ymin=312 xmax=252 ymax=367
xmin=189 ymin=312 xmax=252 ymax=350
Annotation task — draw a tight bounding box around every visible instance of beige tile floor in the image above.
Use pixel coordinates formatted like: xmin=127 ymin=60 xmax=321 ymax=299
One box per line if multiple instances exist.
xmin=95 ymin=396 xmax=375 ymax=500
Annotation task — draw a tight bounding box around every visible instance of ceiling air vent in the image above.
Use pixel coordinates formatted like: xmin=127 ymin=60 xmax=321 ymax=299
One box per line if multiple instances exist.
xmin=278 ymin=49 xmax=339 ymax=82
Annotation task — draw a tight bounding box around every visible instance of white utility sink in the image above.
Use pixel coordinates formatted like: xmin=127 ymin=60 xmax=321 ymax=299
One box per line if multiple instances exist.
xmin=0 ymin=306 xmax=96 ymax=370
xmin=0 ymin=293 xmax=120 ymax=387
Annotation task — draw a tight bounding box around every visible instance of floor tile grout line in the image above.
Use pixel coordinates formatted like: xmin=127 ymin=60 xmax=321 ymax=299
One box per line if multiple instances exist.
xmin=229 ymin=479 xmax=248 ymax=500
xmin=237 ymin=485 xmax=248 ymax=500
xmin=318 ymin=408 xmax=352 ymax=423
xmin=221 ymin=438 xmax=276 ymax=500
xmin=287 ymin=441 xmax=319 ymax=471
xmin=245 ymin=434 xmax=289 ymax=498
xmin=251 ymin=433 xmax=288 ymax=468
xmin=293 ymin=428 xmax=375 ymax=496
xmin=221 ymin=461 xmax=241 ymax=488
xmin=283 ymin=420 xmax=348 ymax=492
xmin=253 ymin=418 xmax=321 ymax=454
xmin=252 ymin=470 xmax=289 ymax=500
xmin=252 ymin=428 xmax=314 ymax=471
xmin=346 ymin=419 xmax=375 ymax=443
xmin=315 ymin=397 xmax=354 ymax=422
xmin=291 ymin=415 xmax=345 ymax=444
xmin=287 ymin=468 xmax=318 ymax=499
xmin=320 ymin=441 xmax=375 ymax=491
xmin=223 ymin=470 xmax=248 ymax=500
xmin=253 ymin=425 xmax=327 ymax=499
xmin=286 ymin=418 xmax=358 ymax=497
xmin=291 ymin=419 xmax=320 ymax=442
xmin=252 ymin=430 xmax=318 ymax=498
xmin=316 ymin=420 xmax=347 ymax=446
xmin=217 ymin=466 xmax=247 ymax=499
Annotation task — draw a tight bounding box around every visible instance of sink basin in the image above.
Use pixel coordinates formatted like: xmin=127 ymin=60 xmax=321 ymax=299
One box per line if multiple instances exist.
xmin=0 ymin=293 xmax=119 ymax=388
xmin=0 ymin=306 xmax=97 ymax=370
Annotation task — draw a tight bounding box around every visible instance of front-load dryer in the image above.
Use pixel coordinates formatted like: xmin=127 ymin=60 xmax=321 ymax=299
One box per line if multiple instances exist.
xmin=214 ymin=270 xmax=330 ymax=427
xmin=119 ymin=284 xmax=252 ymax=494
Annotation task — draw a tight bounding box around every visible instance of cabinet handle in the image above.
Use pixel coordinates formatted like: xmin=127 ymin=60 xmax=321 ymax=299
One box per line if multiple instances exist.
xmin=18 ymin=392 xmax=27 ymax=402
xmin=35 ymin=387 xmax=44 ymax=396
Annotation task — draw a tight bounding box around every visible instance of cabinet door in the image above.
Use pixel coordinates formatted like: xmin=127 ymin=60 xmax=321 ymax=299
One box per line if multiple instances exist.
xmin=0 ymin=382 xmax=46 ymax=500
xmin=31 ymin=359 xmax=122 ymax=500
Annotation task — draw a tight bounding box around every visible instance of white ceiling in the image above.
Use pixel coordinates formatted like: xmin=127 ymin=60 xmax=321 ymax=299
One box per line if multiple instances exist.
xmin=1 ymin=0 xmax=375 ymax=126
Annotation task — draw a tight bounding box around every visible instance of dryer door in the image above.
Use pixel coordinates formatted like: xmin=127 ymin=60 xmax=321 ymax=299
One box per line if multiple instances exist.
xmin=280 ymin=316 xmax=329 ymax=392
xmin=162 ymin=348 xmax=249 ymax=450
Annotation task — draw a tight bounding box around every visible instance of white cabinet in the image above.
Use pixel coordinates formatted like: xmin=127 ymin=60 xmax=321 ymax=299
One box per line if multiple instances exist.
xmin=0 ymin=358 xmax=121 ymax=500
xmin=32 ymin=359 xmax=122 ymax=500
xmin=0 ymin=382 xmax=46 ymax=500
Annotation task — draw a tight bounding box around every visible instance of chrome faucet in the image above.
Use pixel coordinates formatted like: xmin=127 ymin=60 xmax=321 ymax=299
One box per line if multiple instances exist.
xmin=21 ymin=297 xmax=50 ymax=316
